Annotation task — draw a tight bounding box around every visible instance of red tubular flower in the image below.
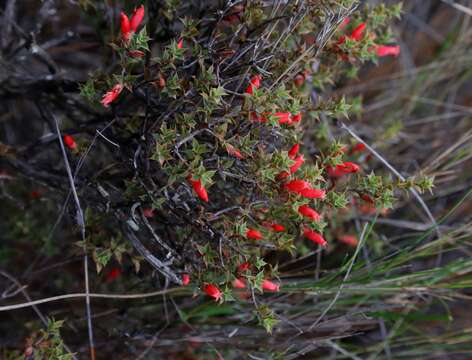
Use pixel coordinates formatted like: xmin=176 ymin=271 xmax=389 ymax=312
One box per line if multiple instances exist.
xmin=338 ymin=162 xmax=360 ymax=173
xmin=101 ymin=84 xmax=123 ymax=107
xmin=273 ymin=112 xmax=291 ymax=125
xmin=250 ymin=111 xmax=267 ymax=123
xmin=327 ymin=165 xmax=344 ymax=178
xmin=182 ymin=274 xmax=190 ymax=286
xmin=120 ymin=12 xmax=131 ymax=40
xmin=245 ymin=75 xmax=262 ymax=95
xmin=121 ymin=6 xmax=144 ymax=41
xmin=177 ymin=38 xmax=184 ymax=49
xmin=106 ymin=267 xmax=121 ymax=282
xmin=237 ymin=262 xmax=250 ymax=273
xmin=288 ymin=144 xmax=300 ymax=159
xmin=376 ymin=45 xmax=400 ymax=57
xmin=246 ymin=228 xmax=263 ymax=240
xmin=63 ymin=135 xmax=77 ymax=150
xmin=337 ymin=235 xmax=358 ymax=247
xmin=291 ymin=112 xmax=302 ymax=123
xmin=225 ymin=144 xmax=244 ymax=159
xmin=188 ymin=178 xmax=209 ymax=202
xmin=142 ymin=208 xmax=154 ymax=218
xmin=203 ymin=283 xmax=222 ymax=301
xmin=327 ymin=162 xmax=360 ymax=177
xmin=233 ymin=278 xmax=246 ymax=289
xmin=299 ymin=188 xmax=326 ymax=200
xmin=303 ymin=228 xmax=327 ymax=247
xmin=130 ymin=5 xmax=145 ymax=33
xmin=298 ymin=205 xmax=321 ymax=221
xmin=271 ymin=223 xmax=286 ymax=232
xmin=284 ymin=179 xmax=311 ymax=193
xmin=350 ymin=22 xmax=366 ymax=41
xmin=262 ymin=279 xmax=280 ymax=292
xmin=289 ymin=155 xmax=304 ymax=174
xmin=350 ymin=143 xmax=366 ymax=154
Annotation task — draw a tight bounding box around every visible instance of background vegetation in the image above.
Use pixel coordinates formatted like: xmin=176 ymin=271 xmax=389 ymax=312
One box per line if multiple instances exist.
xmin=1 ymin=0 xmax=471 ymax=359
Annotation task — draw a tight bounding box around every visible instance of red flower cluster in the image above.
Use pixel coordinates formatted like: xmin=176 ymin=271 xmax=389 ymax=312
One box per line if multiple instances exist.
xmin=120 ymin=5 xmax=145 ymax=41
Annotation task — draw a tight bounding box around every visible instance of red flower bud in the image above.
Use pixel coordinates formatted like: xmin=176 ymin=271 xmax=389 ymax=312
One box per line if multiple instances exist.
xmin=327 ymin=162 xmax=360 ymax=177
xmin=225 ymin=144 xmax=244 ymax=159
xmin=288 ymin=144 xmax=300 ymax=159
xmin=299 ymin=188 xmax=326 ymax=199
xmin=375 ymin=45 xmax=400 ymax=57
xmin=360 ymin=194 xmax=375 ymax=204
xmin=262 ymin=279 xmax=280 ymax=292
xmin=101 ymin=84 xmax=123 ymax=107
xmin=203 ymin=283 xmax=222 ymax=301
xmin=284 ymin=179 xmax=311 ymax=193
xmin=350 ymin=143 xmax=366 ymax=154
xmin=177 ymin=38 xmax=184 ymax=49
xmin=350 ymin=22 xmax=366 ymax=41
xmin=245 ymin=75 xmax=262 ymax=95
xmin=298 ymin=205 xmax=321 ymax=221
xmin=337 ymin=235 xmax=358 ymax=247
xmin=246 ymin=228 xmax=263 ymax=240
xmin=250 ymin=111 xmax=267 ymax=123
xmin=338 ymin=162 xmax=360 ymax=173
xmin=291 ymin=112 xmax=302 ymax=123
xmin=289 ymin=155 xmax=304 ymax=174
xmin=106 ymin=267 xmax=121 ymax=282
xmin=63 ymin=135 xmax=77 ymax=150
xmin=233 ymin=278 xmax=246 ymax=289
xmin=188 ymin=178 xmax=209 ymax=202
xmin=237 ymin=262 xmax=250 ymax=273
xmin=271 ymin=223 xmax=286 ymax=232
xmin=326 ymin=166 xmax=344 ymax=178
xmin=129 ymin=50 xmax=145 ymax=58
xmin=182 ymin=274 xmax=190 ymax=286
xmin=130 ymin=5 xmax=145 ymax=33
xmin=303 ymin=228 xmax=327 ymax=246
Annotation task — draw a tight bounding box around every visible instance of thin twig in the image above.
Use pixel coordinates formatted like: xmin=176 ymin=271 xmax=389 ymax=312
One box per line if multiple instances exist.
xmin=0 ymin=288 xmax=184 ymax=311
xmin=52 ymin=110 xmax=95 ymax=360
